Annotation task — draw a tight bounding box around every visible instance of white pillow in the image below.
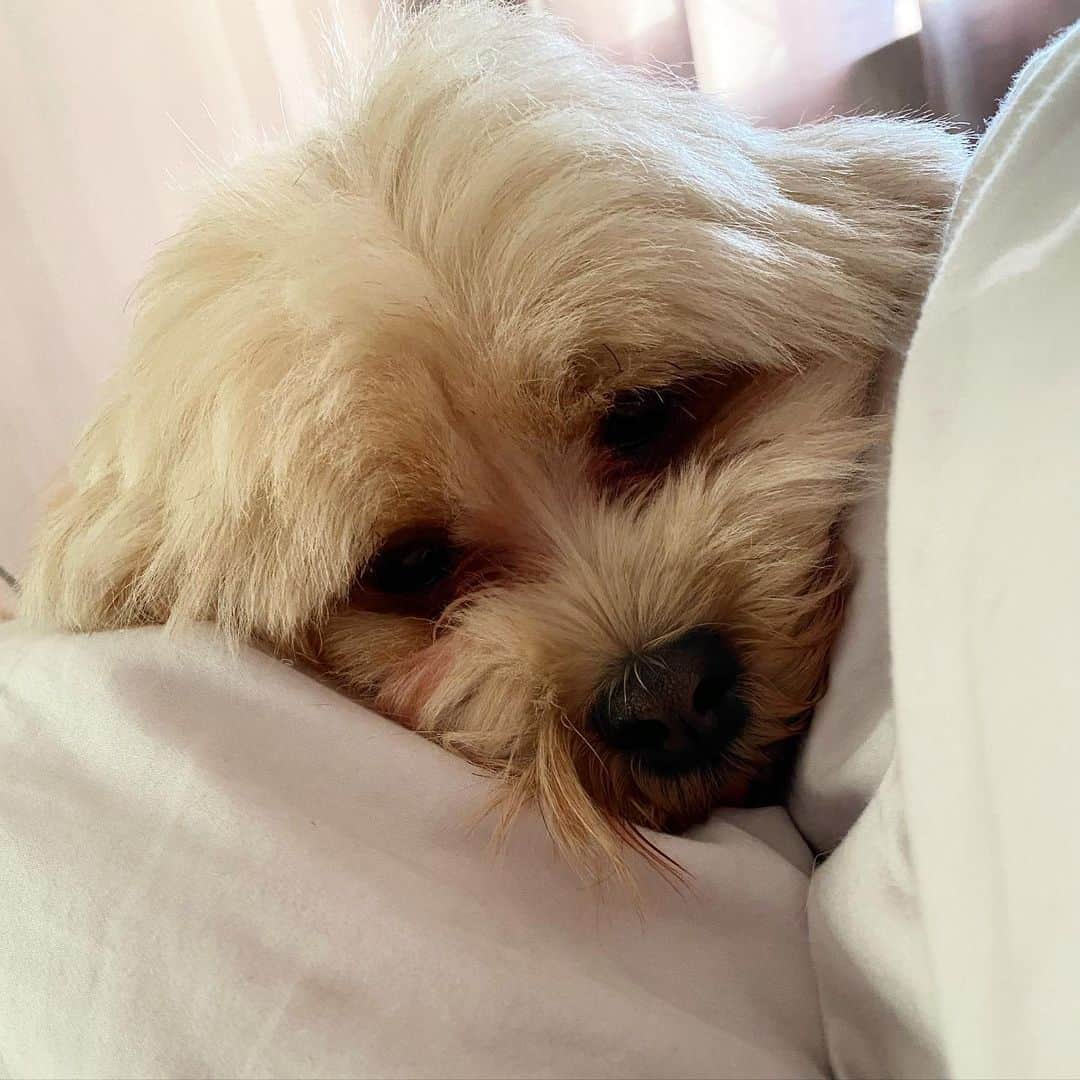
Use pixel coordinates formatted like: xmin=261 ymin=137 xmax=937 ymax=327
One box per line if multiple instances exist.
xmin=0 ymin=622 xmax=824 ymax=1079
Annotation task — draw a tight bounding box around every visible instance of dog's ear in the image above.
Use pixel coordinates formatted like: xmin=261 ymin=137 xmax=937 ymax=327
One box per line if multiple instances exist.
xmin=763 ymin=114 xmax=969 ymax=342
xmin=21 ymin=172 xmax=387 ymax=644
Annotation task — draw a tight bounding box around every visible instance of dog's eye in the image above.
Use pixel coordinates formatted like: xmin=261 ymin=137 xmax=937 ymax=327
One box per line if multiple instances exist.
xmin=364 ymin=532 xmax=459 ymax=594
xmin=600 ymin=388 xmax=676 ymax=455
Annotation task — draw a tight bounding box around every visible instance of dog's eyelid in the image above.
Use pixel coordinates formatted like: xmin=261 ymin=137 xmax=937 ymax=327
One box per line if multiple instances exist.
xmin=358 ymin=525 xmax=460 ymax=596
xmin=605 ymin=382 xmax=683 ymax=409
xmin=598 ymin=385 xmax=681 ymax=456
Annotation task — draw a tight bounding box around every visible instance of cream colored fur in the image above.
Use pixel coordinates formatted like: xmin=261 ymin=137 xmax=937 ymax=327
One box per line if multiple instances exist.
xmin=23 ymin=1 xmax=967 ymax=879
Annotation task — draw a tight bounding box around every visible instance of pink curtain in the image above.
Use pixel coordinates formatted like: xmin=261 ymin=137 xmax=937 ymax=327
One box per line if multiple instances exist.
xmin=1 ymin=0 xmax=1077 ymax=584
xmin=539 ymin=0 xmax=921 ymax=124
xmin=537 ymin=0 xmax=1079 ymax=126
xmin=1 ymin=0 xmax=384 ymax=582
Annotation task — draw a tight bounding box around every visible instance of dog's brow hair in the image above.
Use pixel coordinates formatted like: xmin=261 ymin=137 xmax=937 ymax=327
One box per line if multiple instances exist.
xmin=601 ymin=343 xmax=623 ymax=375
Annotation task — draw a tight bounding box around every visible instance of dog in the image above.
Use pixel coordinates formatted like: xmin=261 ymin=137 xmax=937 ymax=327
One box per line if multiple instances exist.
xmin=22 ymin=1 xmax=967 ymax=879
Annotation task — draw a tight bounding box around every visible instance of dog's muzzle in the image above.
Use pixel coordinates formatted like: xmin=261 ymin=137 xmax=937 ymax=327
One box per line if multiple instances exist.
xmin=589 ymin=628 xmax=747 ymax=775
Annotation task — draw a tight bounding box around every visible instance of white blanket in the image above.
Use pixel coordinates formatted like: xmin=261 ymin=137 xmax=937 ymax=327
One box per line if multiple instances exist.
xmin=2 ymin=24 xmax=1079 ymax=1079
xmin=807 ymin=22 xmax=1080 ymax=1079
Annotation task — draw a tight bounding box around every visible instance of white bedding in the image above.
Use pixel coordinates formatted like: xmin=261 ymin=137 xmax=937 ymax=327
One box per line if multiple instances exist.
xmin=3 ymin=23 xmax=1079 ymax=1079
xmin=808 ymin=22 xmax=1080 ymax=1078
xmin=0 ymin=624 xmax=827 ymax=1080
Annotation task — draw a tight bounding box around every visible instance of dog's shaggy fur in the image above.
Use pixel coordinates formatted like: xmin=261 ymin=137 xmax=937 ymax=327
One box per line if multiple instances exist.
xmin=23 ymin=2 xmax=967 ymax=879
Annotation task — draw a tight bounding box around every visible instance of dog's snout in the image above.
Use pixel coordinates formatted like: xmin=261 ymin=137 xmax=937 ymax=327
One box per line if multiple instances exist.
xmin=590 ymin=628 xmax=746 ymax=773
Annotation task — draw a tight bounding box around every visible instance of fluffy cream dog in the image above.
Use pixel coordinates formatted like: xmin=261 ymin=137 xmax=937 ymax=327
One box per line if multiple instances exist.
xmin=23 ymin=1 xmax=966 ymax=878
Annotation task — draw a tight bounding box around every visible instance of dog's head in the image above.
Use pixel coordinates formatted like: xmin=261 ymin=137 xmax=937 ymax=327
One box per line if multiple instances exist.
xmin=24 ymin=2 xmax=966 ymax=876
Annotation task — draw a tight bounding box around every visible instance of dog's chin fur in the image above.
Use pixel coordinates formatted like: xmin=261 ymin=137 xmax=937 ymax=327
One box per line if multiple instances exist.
xmin=21 ymin=1 xmax=967 ymax=881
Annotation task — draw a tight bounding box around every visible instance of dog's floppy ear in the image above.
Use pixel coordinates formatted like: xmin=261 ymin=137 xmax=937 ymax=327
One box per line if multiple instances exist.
xmin=762 ymin=114 xmax=969 ymax=341
xmin=21 ymin=167 xmax=385 ymax=644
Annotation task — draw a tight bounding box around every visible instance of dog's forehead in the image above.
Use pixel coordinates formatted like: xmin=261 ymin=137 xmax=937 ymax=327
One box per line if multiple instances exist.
xmin=335 ymin=318 xmax=573 ymax=541
xmin=354 ymin=324 xmax=579 ymax=462
xmin=296 ymin=123 xmax=793 ymax=546
xmin=328 ymin=229 xmax=743 ymax=553
xmin=304 ymin=128 xmax=780 ymax=394
xmin=348 ymin=54 xmax=803 ymax=379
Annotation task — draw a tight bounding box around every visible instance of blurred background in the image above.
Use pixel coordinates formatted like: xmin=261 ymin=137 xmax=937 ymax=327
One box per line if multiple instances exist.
xmin=2 ymin=0 xmax=1079 ymax=590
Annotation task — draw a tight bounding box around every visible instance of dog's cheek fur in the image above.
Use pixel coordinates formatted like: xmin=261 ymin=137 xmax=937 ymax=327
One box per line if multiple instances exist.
xmin=317 ymin=610 xmax=436 ymax=703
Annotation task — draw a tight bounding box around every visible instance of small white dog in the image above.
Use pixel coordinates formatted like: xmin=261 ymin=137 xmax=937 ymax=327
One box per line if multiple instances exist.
xmin=23 ymin=1 xmax=966 ymax=878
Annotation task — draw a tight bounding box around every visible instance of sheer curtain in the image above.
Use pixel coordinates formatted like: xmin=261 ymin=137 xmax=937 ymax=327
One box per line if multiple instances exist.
xmin=2 ymin=0 xmax=1076 ymax=581
xmin=541 ymin=0 xmax=1080 ymax=124
xmin=1 ymin=0 xmax=382 ymax=580
xmin=540 ymin=0 xmax=922 ymax=122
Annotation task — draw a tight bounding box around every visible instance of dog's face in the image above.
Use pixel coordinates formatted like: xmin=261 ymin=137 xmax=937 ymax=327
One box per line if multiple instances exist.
xmin=24 ymin=2 xmax=965 ymax=875
xmin=315 ymin=327 xmax=871 ymax=866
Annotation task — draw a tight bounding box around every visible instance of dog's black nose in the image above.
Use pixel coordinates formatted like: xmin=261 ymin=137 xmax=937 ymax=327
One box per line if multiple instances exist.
xmin=590 ymin=628 xmax=746 ymax=773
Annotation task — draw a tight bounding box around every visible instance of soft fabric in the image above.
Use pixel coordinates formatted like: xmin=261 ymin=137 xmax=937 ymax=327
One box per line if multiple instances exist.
xmin=0 ymin=623 xmax=825 ymax=1079
xmin=788 ymin=349 xmax=898 ymax=854
xmin=806 ymin=21 xmax=1080 ymax=1080
xmin=888 ymin=21 xmax=1080 ymax=1078
xmin=2 ymin=23 xmax=1079 ymax=1080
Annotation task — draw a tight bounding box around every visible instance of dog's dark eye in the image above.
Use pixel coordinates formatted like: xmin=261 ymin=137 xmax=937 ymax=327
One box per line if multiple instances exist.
xmin=600 ymin=388 xmax=676 ymax=455
xmin=364 ymin=532 xmax=458 ymax=594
